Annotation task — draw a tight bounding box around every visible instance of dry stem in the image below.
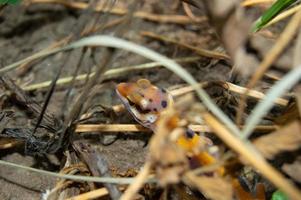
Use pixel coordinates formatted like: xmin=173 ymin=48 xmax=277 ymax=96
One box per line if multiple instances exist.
xmin=75 ymin=123 xmax=278 ymax=133
xmin=241 ymin=0 xmax=274 ymax=7
xmin=140 ymin=31 xmax=230 ymax=60
xmin=65 ymin=188 xmax=108 ymax=200
xmin=29 ymin=0 xmax=206 ymax=24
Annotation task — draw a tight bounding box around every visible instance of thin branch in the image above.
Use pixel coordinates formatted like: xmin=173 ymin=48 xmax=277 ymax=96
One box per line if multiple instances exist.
xmin=0 ymin=159 xmax=150 ymax=184
xmin=241 ymin=0 xmax=274 ymax=7
xmin=22 ymin=57 xmax=201 ymax=91
xmin=28 ymin=0 xmax=207 ymax=24
xmin=140 ymin=31 xmax=230 ymax=60
xmin=65 ymin=188 xmax=109 ymax=200
xmin=75 ymin=124 xmax=278 ymax=133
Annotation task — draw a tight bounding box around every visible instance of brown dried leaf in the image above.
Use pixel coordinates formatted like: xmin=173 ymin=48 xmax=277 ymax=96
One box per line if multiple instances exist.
xmin=282 ymin=157 xmax=301 ymax=183
xmin=184 ymin=172 xmax=232 ymax=200
xmin=152 ymin=141 xmax=188 ymax=186
xmin=149 ymin=106 xmax=188 ymax=186
xmin=253 ymin=121 xmax=301 ymax=159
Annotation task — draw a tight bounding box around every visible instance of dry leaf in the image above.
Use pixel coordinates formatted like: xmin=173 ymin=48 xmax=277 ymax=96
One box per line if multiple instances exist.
xmin=151 ymin=140 xmax=188 ymax=186
xmin=149 ymin=107 xmax=188 ymax=186
xmin=184 ymin=172 xmax=232 ymax=200
xmin=253 ymin=121 xmax=301 ymax=159
xmin=282 ymin=157 xmax=301 ymax=183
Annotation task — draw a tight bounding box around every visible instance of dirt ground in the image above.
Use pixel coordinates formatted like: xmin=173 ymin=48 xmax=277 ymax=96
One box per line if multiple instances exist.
xmin=1 ymin=1 xmax=297 ymax=200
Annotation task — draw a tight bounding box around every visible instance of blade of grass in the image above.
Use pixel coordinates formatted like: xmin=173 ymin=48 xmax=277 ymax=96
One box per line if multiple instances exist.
xmin=0 ymin=159 xmax=152 ymax=184
xmin=2 ymin=35 xmax=240 ymax=137
xmin=252 ymin=0 xmax=298 ymax=32
xmin=63 ymin=35 xmax=241 ymax=137
xmin=263 ymin=3 xmax=301 ymax=28
xmin=22 ymin=56 xmax=201 ymax=91
xmin=0 ymin=47 xmax=63 ymax=74
xmin=241 ymin=65 xmax=301 ymax=139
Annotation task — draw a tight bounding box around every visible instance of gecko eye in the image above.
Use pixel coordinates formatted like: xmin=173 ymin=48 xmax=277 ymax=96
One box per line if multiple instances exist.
xmin=146 ymin=114 xmax=157 ymax=123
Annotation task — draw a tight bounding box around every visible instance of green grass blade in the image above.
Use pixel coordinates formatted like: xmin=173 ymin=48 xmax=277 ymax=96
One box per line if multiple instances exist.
xmin=252 ymin=0 xmax=297 ymax=32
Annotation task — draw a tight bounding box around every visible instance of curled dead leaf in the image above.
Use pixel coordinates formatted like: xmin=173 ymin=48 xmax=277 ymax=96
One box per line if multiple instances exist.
xmin=151 ymin=140 xmax=189 ymax=186
xmin=253 ymin=121 xmax=301 ymax=159
xmin=149 ymin=107 xmax=189 ymax=186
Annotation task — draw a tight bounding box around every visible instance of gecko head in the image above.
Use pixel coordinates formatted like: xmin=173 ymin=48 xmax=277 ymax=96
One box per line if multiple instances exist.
xmin=116 ymin=79 xmax=173 ymax=129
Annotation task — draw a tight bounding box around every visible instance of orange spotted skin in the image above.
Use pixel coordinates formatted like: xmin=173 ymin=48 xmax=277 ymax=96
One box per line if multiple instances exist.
xmin=116 ymin=79 xmax=172 ymax=130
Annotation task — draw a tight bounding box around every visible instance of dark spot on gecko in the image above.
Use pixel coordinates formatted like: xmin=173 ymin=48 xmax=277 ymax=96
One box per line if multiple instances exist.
xmin=153 ymin=108 xmax=158 ymax=112
xmin=185 ymin=129 xmax=194 ymax=138
xmin=149 ymin=98 xmax=153 ymax=102
xmin=161 ymin=100 xmax=167 ymax=108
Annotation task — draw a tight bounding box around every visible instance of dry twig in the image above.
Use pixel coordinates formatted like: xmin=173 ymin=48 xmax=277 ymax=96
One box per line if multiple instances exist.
xmin=29 ymin=0 xmax=207 ymax=24
xmin=140 ymin=31 xmax=230 ymax=60
xmin=241 ymin=0 xmax=274 ymax=7
xmin=253 ymin=121 xmax=301 ymax=159
xmin=75 ymin=123 xmax=277 ymax=133
xmin=65 ymin=188 xmax=109 ymax=200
